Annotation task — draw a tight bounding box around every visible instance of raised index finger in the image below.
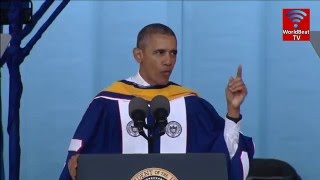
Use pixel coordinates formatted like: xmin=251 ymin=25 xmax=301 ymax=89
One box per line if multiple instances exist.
xmin=236 ymin=64 xmax=242 ymax=78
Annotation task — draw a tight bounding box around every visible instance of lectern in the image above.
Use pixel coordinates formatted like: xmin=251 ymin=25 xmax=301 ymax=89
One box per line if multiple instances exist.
xmin=77 ymin=153 xmax=228 ymax=180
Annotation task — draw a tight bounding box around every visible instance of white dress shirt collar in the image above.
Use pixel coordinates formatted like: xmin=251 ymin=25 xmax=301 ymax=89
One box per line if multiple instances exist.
xmin=126 ymin=72 xmax=150 ymax=87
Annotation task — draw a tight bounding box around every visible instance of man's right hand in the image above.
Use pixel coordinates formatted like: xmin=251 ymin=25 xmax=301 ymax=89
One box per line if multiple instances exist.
xmin=68 ymin=154 xmax=80 ymax=180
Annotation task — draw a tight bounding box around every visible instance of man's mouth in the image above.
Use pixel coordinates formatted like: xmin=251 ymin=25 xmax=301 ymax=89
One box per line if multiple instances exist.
xmin=162 ymin=71 xmax=171 ymax=76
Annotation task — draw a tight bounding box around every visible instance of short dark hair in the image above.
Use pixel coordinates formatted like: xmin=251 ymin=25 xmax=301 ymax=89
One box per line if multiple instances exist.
xmin=136 ymin=23 xmax=176 ymax=48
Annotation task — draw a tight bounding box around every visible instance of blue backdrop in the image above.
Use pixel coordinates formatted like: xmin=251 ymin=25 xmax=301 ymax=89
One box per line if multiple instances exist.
xmin=1 ymin=1 xmax=319 ymax=179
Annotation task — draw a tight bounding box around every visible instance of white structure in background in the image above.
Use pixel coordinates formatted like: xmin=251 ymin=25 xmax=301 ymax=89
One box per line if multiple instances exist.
xmin=0 ymin=33 xmax=11 ymax=58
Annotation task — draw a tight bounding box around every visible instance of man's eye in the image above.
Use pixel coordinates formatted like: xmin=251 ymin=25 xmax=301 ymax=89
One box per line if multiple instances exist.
xmin=156 ymin=50 xmax=165 ymax=55
xmin=171 ymin=51 xmax=177 ymax=56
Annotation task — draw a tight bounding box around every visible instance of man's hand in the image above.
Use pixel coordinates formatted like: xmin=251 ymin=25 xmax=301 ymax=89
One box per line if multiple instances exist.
xmin=225 ymin=65 xmax=247 ymax=118
xmin=68 ymin=154 xmax=80 ymax=180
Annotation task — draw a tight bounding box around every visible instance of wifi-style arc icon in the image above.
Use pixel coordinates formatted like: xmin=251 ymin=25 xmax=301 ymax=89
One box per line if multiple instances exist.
xmin=286 ymin=9 xmax=308 ymax=29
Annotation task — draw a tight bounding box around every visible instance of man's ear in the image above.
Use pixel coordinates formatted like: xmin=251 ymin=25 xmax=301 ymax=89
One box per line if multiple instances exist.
xmin=133 ymin=48 xmax=143 ymax=63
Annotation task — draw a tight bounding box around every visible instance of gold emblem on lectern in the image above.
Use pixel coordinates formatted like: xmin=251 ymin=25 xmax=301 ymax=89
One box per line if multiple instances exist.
xmin=131 ymin=167 xmax=178 ymax=180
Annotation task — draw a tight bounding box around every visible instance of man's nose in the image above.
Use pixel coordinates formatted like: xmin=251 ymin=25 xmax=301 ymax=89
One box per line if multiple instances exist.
xmin=163 ymin=53 xmax=175 ymax=66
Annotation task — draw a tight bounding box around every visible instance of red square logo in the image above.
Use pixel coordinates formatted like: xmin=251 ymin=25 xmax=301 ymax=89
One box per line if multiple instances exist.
xmin=283 ymin=9 xmax=310 ymax=41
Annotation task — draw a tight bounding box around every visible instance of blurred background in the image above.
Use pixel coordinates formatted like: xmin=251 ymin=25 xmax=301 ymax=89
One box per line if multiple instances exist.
xmin=1 ymin=1 xmax=319 ymax=179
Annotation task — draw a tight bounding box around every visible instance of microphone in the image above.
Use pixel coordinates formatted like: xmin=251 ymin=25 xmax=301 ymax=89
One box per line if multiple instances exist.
xmin=129 ymin=97 xmax=148 ymax=139
xmin=150 ymin=95 xmax=170 ymax=135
